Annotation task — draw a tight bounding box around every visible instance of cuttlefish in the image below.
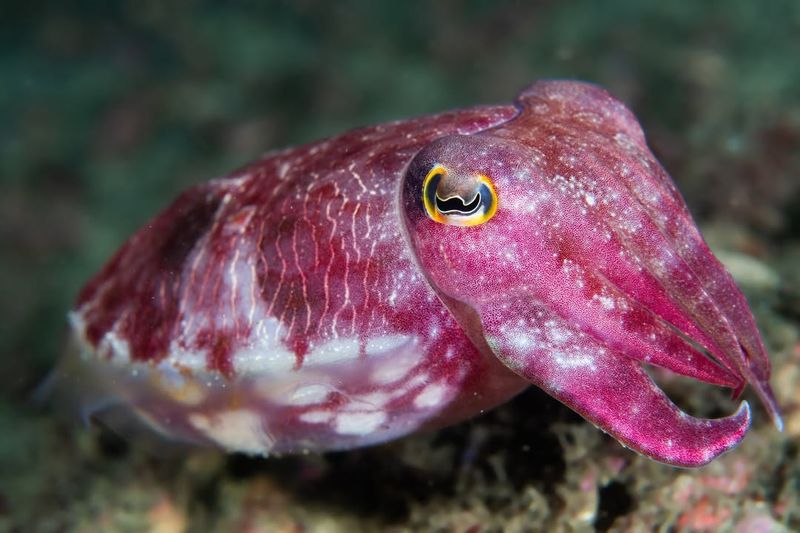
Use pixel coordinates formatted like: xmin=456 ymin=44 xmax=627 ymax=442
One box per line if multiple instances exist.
xmin=64 ymin=80 xmax=782 ymax=466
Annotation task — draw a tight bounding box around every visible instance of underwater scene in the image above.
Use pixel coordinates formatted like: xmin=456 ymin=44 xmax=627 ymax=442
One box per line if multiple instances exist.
xmin=1 ymin=1 xmax=799 ymax=531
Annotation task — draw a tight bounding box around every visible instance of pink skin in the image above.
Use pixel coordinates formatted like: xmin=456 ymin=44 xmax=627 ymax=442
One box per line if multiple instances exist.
xmin=66 ymin=80 xmax=780 ymax=466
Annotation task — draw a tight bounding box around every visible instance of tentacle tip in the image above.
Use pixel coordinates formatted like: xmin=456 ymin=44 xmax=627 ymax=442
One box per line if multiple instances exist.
xmin=773 ymin=412 xmax=784 ymax=433
xmin=751 ymin=381 xmax=783 ymax=432
xmin=713 ymin=400 xmax=752 ymax=459
xmin=735 ymin=399 xmax=752 ymax=423
xmin=670 ymin=401 xmax=751 ymax=468
xmin=717 ymin=400 xmax=751 ymax=446
xmin=731 ymin=400 xmax=752 ymax=437
xmin=766 ymin=398 xmax=784 ymax=433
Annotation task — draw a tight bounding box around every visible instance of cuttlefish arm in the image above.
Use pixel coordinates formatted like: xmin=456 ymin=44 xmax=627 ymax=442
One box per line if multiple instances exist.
xmin=479 ymin=296 xmax=751 ymax=467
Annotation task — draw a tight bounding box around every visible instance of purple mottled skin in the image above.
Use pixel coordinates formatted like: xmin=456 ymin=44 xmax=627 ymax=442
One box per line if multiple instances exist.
xmin=67 ymin=80 xmax=781 ymax=466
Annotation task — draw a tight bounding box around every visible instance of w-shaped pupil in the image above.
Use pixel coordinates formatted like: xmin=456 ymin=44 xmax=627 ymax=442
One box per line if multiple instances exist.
xmin=436 ymin=193 xmax=481 ymax=214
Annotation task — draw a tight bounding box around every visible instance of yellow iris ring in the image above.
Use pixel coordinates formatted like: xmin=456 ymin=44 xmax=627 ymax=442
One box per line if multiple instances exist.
xmin=476 ymin=174 xmax=498 ymax=224
xmin=422 ymin=165 xmax=498 ymax=226
xmin=422 ymin=165 xmax=448 ymax=224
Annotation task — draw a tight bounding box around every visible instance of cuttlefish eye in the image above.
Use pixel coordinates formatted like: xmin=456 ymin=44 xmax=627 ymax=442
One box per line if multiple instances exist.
xmin=422 ymin=165 xmax=498 ymax=226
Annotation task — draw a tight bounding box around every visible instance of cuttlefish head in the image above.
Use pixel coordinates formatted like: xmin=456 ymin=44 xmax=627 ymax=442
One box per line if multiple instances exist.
xmin=400 ymin=80 xmax=782 ymax=467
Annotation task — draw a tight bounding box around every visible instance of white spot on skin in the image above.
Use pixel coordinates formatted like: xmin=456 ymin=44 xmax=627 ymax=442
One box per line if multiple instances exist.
xmin=365 ymin=335 xmax=411 ymax=354
xmin=278 ymin=161 xmax=290 ymax=179
xmin=395 ymin=373 xmax=429 ymax=396
xmin=288 ymin=384 xmax=331 ymax=406
xmin=507 ymin=332 xmax=535 ymax=351
xmin=189 ymin=410 xmax=273 ymax=455
xmin=370 ymin=352 xmax=419 ymax=385
xmin=164 ymin=342 xmax=208 ymax=372
xmin=299 ymin=410 xmax=333 ymax=424
xmin=307 ymin=337 xmax=360 ymax=366
xmin=545 ymin=322 xmax=573 ymax=345
xmin=335 ymin=411 xmax=387 ymax=435
xmin=223 ymin=316 xmax=296 ymax=375
xmin=414 ymin=383 xmax=448 ymax=409
xmin=533 ymin=103 xmax=550 ymax=114
xmin=614 ymin=132 xmax=636 ymax=151
xmin=593 ymin=294 xmax=616 ymax=311
xmin=553 ymin=350 xmax=598 ymax=371
xmin=103 ymin=331 xmax=131 ymax=364
xmin=356 ymin=391 xmax=392 ymax=407
xmin=232 ymin=342 xmax=295 ymax=375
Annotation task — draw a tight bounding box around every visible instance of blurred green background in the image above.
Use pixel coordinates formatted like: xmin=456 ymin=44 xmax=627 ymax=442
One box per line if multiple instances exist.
xmin=1 ymin=1 xmax=799 ymax=529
